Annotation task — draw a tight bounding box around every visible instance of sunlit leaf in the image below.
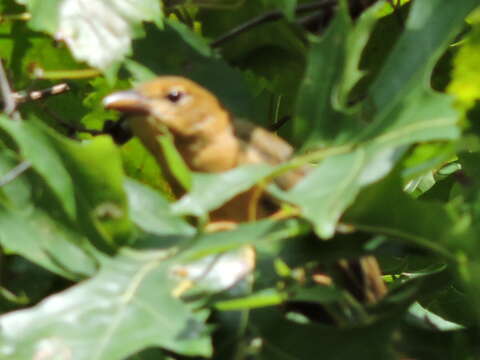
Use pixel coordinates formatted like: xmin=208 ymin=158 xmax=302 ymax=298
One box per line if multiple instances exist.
xmin=18 ymin=0 xmax=163 ymax=69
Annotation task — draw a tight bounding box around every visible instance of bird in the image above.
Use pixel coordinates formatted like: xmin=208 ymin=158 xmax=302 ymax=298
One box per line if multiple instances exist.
xmin=103 ymin=76 xmax=387 ymax=305
xmin=102 ymin=76 xmax=308 ymax=222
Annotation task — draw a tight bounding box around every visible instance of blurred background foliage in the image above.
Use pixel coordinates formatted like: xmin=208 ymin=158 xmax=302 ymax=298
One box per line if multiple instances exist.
xmin=0 ymin=0 xmax=480 ymax=359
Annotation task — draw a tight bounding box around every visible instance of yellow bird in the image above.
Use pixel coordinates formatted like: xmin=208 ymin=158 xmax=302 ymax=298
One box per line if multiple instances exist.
xmin=103 ymin=76 xmax=387 ymax=304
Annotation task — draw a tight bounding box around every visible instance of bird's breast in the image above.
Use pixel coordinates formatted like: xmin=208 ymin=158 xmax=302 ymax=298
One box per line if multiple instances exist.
xmin=175 ymin=128 xmax=240 ymax=172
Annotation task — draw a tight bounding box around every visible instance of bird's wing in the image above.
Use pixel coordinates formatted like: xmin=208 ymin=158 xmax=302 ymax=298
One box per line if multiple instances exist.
xmin=233 ymin=119 xmax=310 ymax=190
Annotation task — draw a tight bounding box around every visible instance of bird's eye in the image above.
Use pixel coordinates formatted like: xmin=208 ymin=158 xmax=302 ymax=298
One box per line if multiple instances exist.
xmin=166 ymin=90 xmax=184 ymax=103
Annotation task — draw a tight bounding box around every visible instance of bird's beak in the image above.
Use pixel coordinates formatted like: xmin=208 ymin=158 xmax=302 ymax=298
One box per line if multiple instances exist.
xmin=103 ymin=90 xmax=150 ymax=114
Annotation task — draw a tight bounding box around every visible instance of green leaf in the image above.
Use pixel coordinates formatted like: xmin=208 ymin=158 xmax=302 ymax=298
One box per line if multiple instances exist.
xmin=0 ymin=257 xmax=57 ymax=312
xmin=48 ymin=134 xmax=133 ymax=247
xmin=0 ymin=148 xmax=32 ymax=208
xmin=283 ymin=0 xmax=472 ymax=237
xmin=167 ymin=19 xmax=212 ymax=58
xmin=0 ymin=205 xmax=97 ymax=279
xmin=0 ymin=118 xmax=133 ymax=251
xmin=399 ymin=321 xmax=472 ymax=359
xmin=0 ymin=149 xmax=97 ymax=278
xmin=124 ymin=59 xmax=157 ymax=84
xmin=82 ymin=77 xmax=131 ymax=131
xmin=343 ymin=172 xmax=467 ymax=260
xmin=0 ymin=249 xmax=212 ymax=359
xmin=120 ymin=138 xmax=171 ymax=194
xmin=0 ymin=117 xmax=76 ymax=218
xmin=293 ymin=2 xmax=372 ymax=148
xmin=277 ymin=145 xmax=406 ymax=237
xmin=401 ymin=142 xmax=456 ymax=181
xmin=0 ymin=21 xmax=82 ymax=88
xmin=125 ymin=178 xmax=195 ymax=237
xmin=172 ymin=164 xmax=273 ymax=218
xmin=356 ymin=83 xmax=460 ymax=145
xmin=179 ymin=219 xmax=303 ymax=261
xmin=251 ymin=308 xmax=398 ymax=359
xmin=367 ymin=0 xmax=477 ymax=115
xmin=128 ymin=348 xmax=167 ymax=360
xmin=157 ymin=134 xmax=192 ymax=191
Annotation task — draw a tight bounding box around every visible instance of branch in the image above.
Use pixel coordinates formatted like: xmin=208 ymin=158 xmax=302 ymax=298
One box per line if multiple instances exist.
xmin=0 ymin=59 xmax=19 ymax=120
xmin=211 ymin=0 xmax=337 ymax=48
xmin=12 ymin=83 xmax=70 ymax=105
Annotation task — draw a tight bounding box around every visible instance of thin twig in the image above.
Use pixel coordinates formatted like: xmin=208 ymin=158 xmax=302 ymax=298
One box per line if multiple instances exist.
xmin=0 ymin=83 xmax=71 ymax=109
xmin=0 ymin=161 xmax=32 ymax=187
xmin=211 ymin=0 xmax=337 ymax=48
xmin=12 ymin=83 xmax=70 ymax=105
xmin=0 ymin=59 xmax=19 ymax=120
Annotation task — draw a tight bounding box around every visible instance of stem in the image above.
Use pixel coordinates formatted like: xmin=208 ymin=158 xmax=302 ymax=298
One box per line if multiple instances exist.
xmin=33 ymin=68 xmax=101 ymax=80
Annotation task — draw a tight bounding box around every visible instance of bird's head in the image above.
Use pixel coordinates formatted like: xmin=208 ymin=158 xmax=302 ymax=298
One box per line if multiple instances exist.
xmin=103 ymin=76 xmax=231 ymax=137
